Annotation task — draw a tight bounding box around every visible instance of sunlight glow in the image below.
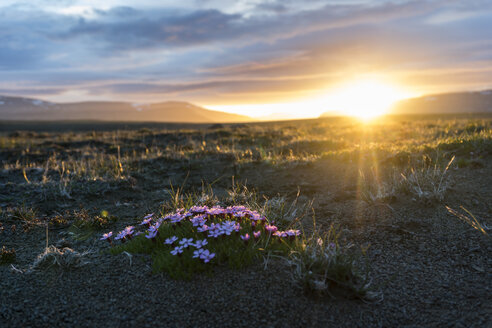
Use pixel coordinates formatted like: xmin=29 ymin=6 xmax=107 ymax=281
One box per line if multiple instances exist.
xmin=323 ymin=79 xmax=411 ymax=119
xmin=207 ymin=77 xmax=414 ymax=121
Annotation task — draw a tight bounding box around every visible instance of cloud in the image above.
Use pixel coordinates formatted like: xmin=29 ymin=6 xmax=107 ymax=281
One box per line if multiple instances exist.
xmin=0 ymin=87 xmax=66 ymax=97
xmin=61 ymin=8 xmax=242 ymax=50
xmin=44 ymin=1 xmax=449 ymax=53
xmin=88 ymin=76 xmax=330 ymax=96
xmin=254 ymin=2 xmax=289 ymax=14
xmin=0 ymin=0 xmax=491 ymax=104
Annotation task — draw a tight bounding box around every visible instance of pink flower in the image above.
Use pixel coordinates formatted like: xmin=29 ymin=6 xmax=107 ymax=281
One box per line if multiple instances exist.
xmin=233 ymin=211 xmax=246 ymax=218
xmin=189 ymin=206 xmax=208 ymax=214
xmin=240 ymin=233 xmax=250 ymax=242
xmin=207 ymin=207 xmax=225 ymax=216
xmin=253 ymin=231 xmax=261 ymax=239
xmin=115 ymin=229 xmax=129 ymax=242
xmin=100 ymin=231 xmax=112 ymax=240
xmin=140 ymin=217 xmax=153 ymax=227
xmin=100 ymin=232 xmax=113 ymax=244
xmin=250 ymin=213 xmax=266 ymax=222
xmin=286 ymin=229 xmax=301 ymax=237
xmin=197 ymin=224 xmax=209 ymax=233
xmin=123 ymin=226 xmax=135 ymax=239
xmin=265 ymin=224 xmax=278 ymax=233
xmin=231 ymin=206 xmax=247 ymax=212
xmin=273 ymin=231 xmax=288 ymax=238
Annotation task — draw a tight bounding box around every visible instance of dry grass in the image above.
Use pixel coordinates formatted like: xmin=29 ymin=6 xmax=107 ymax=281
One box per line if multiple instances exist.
xmin=446 ymin=206 xmax=489 ymax=236
xmin=400 ymin=155 xmax=455 ymax=203
xmin=30 ymin=246 xmax=91 ymax=270
xmin=358 ymin=169 xmax=400 ymax=205
xmin=286 ymin=224 xmax=381 ymax=301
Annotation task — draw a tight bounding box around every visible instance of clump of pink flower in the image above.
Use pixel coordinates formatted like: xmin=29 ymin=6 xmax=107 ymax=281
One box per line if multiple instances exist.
xmin=102 ymin=205 xmax=301 ymax=269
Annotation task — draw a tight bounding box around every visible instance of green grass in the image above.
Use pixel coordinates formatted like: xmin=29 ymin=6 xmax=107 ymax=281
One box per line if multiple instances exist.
xmin=2 ymin=115 xmax=488 ymax=299
xmin=2 ymin=117 xmax=490 ymax=194
xmin=110 ymin=208 xmax=296 ymax=280
xmin=69 ymin=210 xmax=118 ymax=241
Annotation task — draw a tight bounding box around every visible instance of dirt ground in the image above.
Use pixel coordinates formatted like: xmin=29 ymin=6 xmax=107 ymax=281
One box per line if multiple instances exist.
xmin=0 ymin=117 xmax=491 ymax=327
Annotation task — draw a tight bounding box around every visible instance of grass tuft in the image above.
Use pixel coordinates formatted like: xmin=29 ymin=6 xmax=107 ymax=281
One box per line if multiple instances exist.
xmin=6 ymin=204 xmax=37 ymax=222
xmin=31 ymin=246 xmax=91 ymax=270
xmin=358 ymin=169 xmax=399 ymax=205
xmin=109 ymin=205 xmax=298 ymax=280
xmin=68 ymin=209 xmax=118 ymax=241
xmin=400 ymin=155 xmax=455 ymax=204
xmin=286 ymin=224 xmax=380 ymax=301
xmin=446 ymin=206 xmax=489 ymax=236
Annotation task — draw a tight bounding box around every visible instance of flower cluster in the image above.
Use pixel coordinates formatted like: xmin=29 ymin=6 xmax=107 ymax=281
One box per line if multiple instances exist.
xmin=165 ymin=236 xmax=215 ymax=263
xmin=272 ymin=229 xmax=302 ymax=239
xmin=103 ymin=226 xmax=136 ymax=243
xmin=140 ymin=214 xmax=153 ymax=228
xmin=145 ymin=219 xmax=162 ymax=240
xmin=205 ymin=221 xmax=241 ymax=238
xmin=102 ymin=205 xmax=301 ymax=269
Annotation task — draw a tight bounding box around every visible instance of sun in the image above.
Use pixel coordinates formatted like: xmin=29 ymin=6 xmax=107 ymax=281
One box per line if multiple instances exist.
xmin=206 ymin=77 xmax=413 ymax=120
xmin=326 ymin=79 xmax=409 ymax=119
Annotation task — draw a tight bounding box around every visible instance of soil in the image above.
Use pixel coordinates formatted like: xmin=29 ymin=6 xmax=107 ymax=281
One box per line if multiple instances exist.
xmin=0 ymin=120 xmax=491 ymax=327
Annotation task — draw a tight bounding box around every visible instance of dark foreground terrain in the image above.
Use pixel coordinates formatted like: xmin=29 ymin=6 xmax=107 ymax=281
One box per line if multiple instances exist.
xmin=0 ymin=115 xmax=491 ymax=327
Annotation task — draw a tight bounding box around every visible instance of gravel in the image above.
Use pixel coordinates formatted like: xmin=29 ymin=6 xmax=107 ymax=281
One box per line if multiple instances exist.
xmin=1 ymin=210 xmax=491 ymax=328
xmin=1 ymin=143 xmax=491 ymax=327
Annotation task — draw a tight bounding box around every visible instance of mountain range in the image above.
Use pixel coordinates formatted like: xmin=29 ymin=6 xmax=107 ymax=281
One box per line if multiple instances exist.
xmin=1 ymin=90 xmax=491 ymax=123
xmin=390 ymin=90 xmax=492 ymax=115
xmin=319 ymin=90 xmax=492 ymax=118
xmin=0 ymin=95 xmax=251 ymax=123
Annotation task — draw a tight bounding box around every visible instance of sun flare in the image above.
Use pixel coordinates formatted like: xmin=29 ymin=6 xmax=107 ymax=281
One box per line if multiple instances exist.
xmin=207 ymin=78 xmax=413 ymax=120
xmin=326 ymin=79 xmax=409 ymax=119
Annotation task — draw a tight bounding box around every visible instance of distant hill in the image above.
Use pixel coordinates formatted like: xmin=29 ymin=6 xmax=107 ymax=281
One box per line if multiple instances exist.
xmin=0 ymin=95 xmax=252 ymax=123
xmin=390 ymin=90 xmax=492 ymax=115
xmin=319 ymin=90 xmax=492 ymax=117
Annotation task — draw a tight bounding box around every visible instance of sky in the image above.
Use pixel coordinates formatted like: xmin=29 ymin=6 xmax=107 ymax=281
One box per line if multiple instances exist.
xmin=1 ymin=0 xmax=492 ymax=118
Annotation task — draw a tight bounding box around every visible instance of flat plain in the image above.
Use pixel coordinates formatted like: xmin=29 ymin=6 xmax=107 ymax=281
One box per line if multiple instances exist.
xmin=0 ymin=114 xmax=491 ymax=327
